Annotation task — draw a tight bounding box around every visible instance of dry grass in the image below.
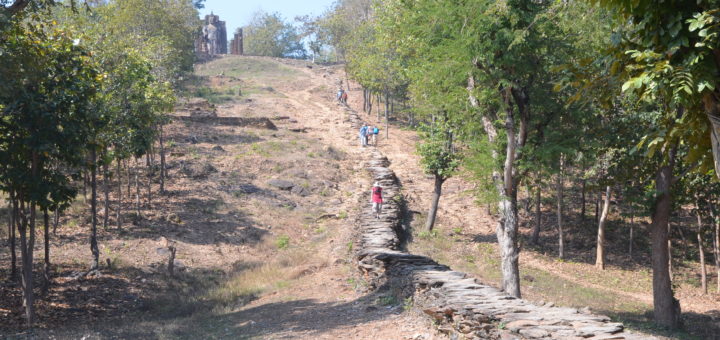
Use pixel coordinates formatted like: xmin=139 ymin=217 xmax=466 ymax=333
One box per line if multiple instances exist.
xmin=206 ymin=242 xmax=324 ymax=311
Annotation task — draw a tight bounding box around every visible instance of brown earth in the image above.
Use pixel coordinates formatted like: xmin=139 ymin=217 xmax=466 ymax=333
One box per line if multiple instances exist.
xmin=0 ymin=55 xmax=718 ymax=339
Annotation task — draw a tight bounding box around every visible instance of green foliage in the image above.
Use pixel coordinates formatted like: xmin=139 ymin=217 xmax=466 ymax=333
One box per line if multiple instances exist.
xmin=243 ymin=11 xmax=306 ymax=58
xmin=586 ymin=0 xmax=718 ymax=174
xmin=416 ymin=115 xmax=461 ymax=181
xmin=0 ymin=20 xmax=98 ymax=210
xmin=276 ymin=235 xmax=290 ymax=249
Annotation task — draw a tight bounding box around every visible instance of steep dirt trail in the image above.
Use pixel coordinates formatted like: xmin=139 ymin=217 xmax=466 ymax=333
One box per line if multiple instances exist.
xmin=204 ymin=58 xmax=446 ymax=340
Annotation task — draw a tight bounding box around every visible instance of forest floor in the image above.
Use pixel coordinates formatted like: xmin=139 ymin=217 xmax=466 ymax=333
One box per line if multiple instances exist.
xmin=0 ymin=55 xmax=718 ymax=339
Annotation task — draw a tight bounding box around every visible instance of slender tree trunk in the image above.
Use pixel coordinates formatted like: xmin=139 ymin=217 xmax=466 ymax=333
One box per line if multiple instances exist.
xmin=596 ymin=185 xmax=611 ymax=269
xmin=668 ymin=222 xmax=674 ymax=280
xmin=18 ymin=195 xmax=35 ymax=326
xmin=629 ymin=203 xmax=635 ymax=257
xmin=425 ymin=175 xmax=444 ymax=231
xmin=362 ymin=88 xmax=367 ymax=112
xmin=90 ymin=148 xmax=99 ymax=271
xmin=126 ymin=158 xmax=131 ymax=195
xmin=695 ymin=200 xmax=708 ymax=294
xmin=595 ymin=191 xmax=600 ymax=224
xmin=42 ymin=208 xmax=50 ymax=295
xmin=8 ymin=193 xmax=16 ymax=280
xmin=390 ymin=97 xmax=394 ymax=120
xmin=368 ymin=91 xmax=372 ymax=116
xmin=19 ymin=152 xmax=39 ymax=325
xmin=53 ymin=209 xmax=59 ymax=235
xmin=103 ymin=156 xmax=110 ymax=230
xmin=135 ymin=157 xmax=141 ymax=218
xmin=712 ymin=202 xmax=720 ymax=294
xmin=531 ymin=184 xmax=541 ymax=245
xmin=159 ymin=124 xmax=166 ymax=194
xmin=581 ymin=178 xmax=586 ymax=220
xmin=343 ymin=67 xmax=350 ymax=93
xmin=83 ymin=169 xmax=88 ymax=203
xmin=116 ymin=158 xmax=122 ymax=229
xmin=650 ymin=161 xmax=681 ymax=329
xmin=384 ymin=90 xmax=389 ymax=140
xmin=147 ymin=153 xmax=152 ymax=210
xmin=557 ymin=155 xmax=565 ymax=259
xmin=376 ymin=93 xmax=381 ymax=123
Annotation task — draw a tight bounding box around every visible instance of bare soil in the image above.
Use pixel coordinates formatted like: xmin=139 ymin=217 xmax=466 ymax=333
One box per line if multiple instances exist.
xmin=1 ymin=55 xmax=718 ymax=339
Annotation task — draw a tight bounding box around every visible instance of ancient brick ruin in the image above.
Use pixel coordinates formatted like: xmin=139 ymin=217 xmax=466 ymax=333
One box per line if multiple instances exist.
xmin=196 ymin=13 xmax=227 ymax=56
xmin=230 ymin=29 xmax=243 ymax=55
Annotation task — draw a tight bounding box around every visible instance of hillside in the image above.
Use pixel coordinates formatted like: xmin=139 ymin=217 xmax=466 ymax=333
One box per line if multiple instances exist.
xmin=1 ymin=55 xmax=718 ymax=339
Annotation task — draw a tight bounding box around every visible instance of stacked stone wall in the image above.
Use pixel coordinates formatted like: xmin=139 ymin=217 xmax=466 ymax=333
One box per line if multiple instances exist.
xmin=343 ymin=104 xmax=656 ymax=340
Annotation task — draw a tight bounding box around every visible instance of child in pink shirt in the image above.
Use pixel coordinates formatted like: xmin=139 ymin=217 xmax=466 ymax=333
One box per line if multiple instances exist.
xmin=371 ymin=182 xmax=383 ymax=219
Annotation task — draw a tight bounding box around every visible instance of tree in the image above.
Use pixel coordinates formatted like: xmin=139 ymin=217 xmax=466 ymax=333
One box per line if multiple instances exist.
xmin=417 ymin=116 xmax=461 ymax=231
xmin=0 ymin=20 xmax=99 ymax=325
xmin=243 ymin=11 xmax=306 ymax=58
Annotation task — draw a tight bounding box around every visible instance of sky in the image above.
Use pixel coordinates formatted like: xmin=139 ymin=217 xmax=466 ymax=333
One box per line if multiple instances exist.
xmin=198 ymin=0 xmax=336 ymax=36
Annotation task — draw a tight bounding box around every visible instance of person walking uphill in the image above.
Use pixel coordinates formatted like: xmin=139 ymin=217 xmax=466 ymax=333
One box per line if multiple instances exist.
xmin=359 ymin=123 xmax=369 ymax=147
xmin=371 ymin=181 xmax=383 ymax=219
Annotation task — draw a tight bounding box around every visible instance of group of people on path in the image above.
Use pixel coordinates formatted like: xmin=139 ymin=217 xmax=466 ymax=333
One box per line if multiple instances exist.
xmin=359 ymin=123 xmax=379 ymax=147
xmin=337 ymin=88 xmax=348 ymax=104
xmin=334 ymin=86 xmax=384 ymax=218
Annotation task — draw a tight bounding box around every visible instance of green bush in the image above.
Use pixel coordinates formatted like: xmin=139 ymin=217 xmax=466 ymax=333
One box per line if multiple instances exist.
xmin=276 ymin=235 xmax=290 ymax=249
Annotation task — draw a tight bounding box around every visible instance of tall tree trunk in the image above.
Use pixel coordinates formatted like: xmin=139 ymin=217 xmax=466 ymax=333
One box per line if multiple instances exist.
xmin=581 ymin=178 xmax=586 ymax=220
xmin=497 ymin=187 xmax=520 ymax=298
xmin=384 ymin=90 xmax=389 ymax=140
xmin=90 ymin=148 xmax=99 ymax=271
xmin=19 ymin=151 xmax=39 ymax=325
xmin=531 ymin=184 xmax=541 ymax=245
xmin=595 ymin=191 xmax=600 ymax=224
xmin=103 ymin=157 xmax=110 ymax=230
xmin=376 ymin=93 xmax=381 ymax=122
xmin=557 ymin=155 xmax=565 ymax=259
xmin=18 ymin=195 xmax=35 ymax=326
xmin=714 ymin=208 xmax=720 ymax=294
xmin=649 ymin=160 xmax=681 ymax=329
xmin=116 ymin=158 xmax=122 ymax=229
xmin=695 ymin=200 xmax=707 ymax=294
xmin=42 ymin=208 xmax=50 ymax=295
xmin=712 ymin=201 xmax=720 ymax=294
xmin=496 ymin=90 xmax=521 ymax=298
xmin=83 ymin=169 xmax=88 ymax=203
xmin=629 ymin=202 xmax=635 ymax=258
xmin=596 ymin=185 xmax=611 ymax=269
xmin=146 ymin=153 xmax=152 ymax=210
xmin=668 ymin=222 xmax=674 ymax=280
xmin=368 ymin=91 xmax=373 ymax=116
xmin=469 ymin=78 xmax=523 ymax=298
xmin=126 ymin=158 xmax=131 ymax=195
xmin=53 ymin=208 xmax=59 ymax=235
xmin=362 ymin=88 xmax=367 ymax=112
xmin=159 ymin=124 xmax=166 ymax=194
xmin=135 ymin=157 xmax=141 ymax=218
xmin=425 ymin=174 xmax=444 ymax=231
xmin=8 ymin=193 xmax=16 ymax=280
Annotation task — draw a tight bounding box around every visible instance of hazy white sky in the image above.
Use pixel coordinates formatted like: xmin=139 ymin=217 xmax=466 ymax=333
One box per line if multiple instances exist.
xmin=198 ymin=0 xmax=336 ymax=35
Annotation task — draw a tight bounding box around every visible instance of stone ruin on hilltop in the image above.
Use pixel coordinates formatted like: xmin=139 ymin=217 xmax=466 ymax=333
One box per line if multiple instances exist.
xmin=196 ymin=13 xmax=228 ymax=57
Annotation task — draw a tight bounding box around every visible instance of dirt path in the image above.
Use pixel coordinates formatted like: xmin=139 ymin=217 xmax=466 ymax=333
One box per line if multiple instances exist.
xmin=3 ymin=55 xmax=717 ymax=339
xmin=180 ymin=57 xmax=446 ymax=340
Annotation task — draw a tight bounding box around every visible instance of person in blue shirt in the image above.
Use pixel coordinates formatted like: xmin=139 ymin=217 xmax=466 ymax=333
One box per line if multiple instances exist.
xmin=359 ymin=123 xmax=369 ymax=147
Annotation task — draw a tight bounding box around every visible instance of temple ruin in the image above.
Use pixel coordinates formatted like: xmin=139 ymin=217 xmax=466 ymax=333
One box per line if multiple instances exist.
xmin=196 ymin=12 xmax=227 ymax=56
xmin=230 ymin=29 xmax=243 ymax=55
